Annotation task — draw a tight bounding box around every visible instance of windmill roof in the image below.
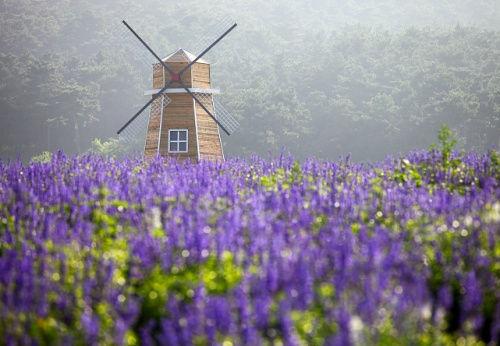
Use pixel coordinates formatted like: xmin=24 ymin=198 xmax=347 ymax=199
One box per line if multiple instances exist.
xmin=162 ymin=48 xmax=209 ymax=64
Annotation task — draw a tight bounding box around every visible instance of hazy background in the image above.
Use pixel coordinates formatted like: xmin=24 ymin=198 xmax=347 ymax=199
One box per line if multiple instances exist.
xmin=1 ymin=0 xmax=499 ymax=161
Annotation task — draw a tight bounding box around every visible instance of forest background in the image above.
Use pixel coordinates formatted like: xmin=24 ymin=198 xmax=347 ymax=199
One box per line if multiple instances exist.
xmin=1 ymin=0 xmax=499 ymax=161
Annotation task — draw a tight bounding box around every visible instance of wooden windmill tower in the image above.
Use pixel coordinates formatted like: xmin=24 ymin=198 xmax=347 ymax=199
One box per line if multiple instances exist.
xmin=117 ymin=21 xmax=239 ymax=161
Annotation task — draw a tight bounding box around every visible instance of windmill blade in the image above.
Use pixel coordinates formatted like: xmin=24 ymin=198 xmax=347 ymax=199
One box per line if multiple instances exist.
xmin=193 ymin=93 xmax=240 ymax=135
xmin=107 ymin=18 xmax=161 ymax=126
xmin=113 ymin=20 xmax=159 ymax=69
xmin=108 ymin=18 xmax=176 ymax=99
xmin=116 ymin=19 xmax=187 ymax=135
xmin=212 ymin=97 xmax=240 ymax=134
xmin=117 ymin=94 xmax=157 ymax=135
xmin=117 ymin=111 xmax=148 ymax=150
xmin=106 ymin=3 xmax=173 ymax=68
xmin=121 ymin=20 xmax=176 ymax=76
xmin=118 ymin=94 xmax=171 ymax=150
xmin=180 ymin=21 xmax=237 ymax=75
xmin=117 ymin=80 xmax=174 ymax=134
xmin=189 ymin=16 xmax=237 ymax=59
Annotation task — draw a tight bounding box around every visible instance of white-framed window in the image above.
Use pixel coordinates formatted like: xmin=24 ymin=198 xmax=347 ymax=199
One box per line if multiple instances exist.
xmin=168 ymin=129 xmax=188 ymax=153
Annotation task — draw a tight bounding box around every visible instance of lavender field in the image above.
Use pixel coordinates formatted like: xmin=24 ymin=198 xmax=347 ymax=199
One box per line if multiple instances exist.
xmin=0 ymin=144 xmax=499 ymax=345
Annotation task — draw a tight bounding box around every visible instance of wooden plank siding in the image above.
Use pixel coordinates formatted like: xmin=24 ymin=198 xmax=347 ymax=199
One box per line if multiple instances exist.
xmin=191 ymin=63 xmax=211 ymax=89
xmin=158 ymin=94 xmax=198 ymax=161
xmin=195 ymin=95 xmax=224 ymax=161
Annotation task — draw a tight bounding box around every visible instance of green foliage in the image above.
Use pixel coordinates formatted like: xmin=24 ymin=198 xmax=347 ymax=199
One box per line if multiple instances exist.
xmin=392 ymin=159 xmax=423 ymax=188
xmin=289 ymin=282 xmax=338 ymax=345
xmin=31 ymin=151 xmax=52 ymax=163
xmin=311 ymin=214 xmax=328 ymax=233
xmin=368 ymin=315 xmax=485 ymax=346
xmin=436 ymin=125 xmax=458 ymax=168
xmin=488 ymin=149 xmax=500 ymax=180
xmin=135 ymin=251 xmax=243 ymax=321
xmin=202 ymin=251 xmax=243 ymax=295
xmin=260 ymin=161 xmax=303 ymax=190
xmin=260 ymin=168 xmax=286 ymax=191
xmin=391 ymin=126 xmax=480 ymax=194
xmin=89 ymin=137 xmax=126 ymax=157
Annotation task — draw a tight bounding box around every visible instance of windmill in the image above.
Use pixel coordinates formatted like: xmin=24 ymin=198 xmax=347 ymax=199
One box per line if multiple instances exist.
xmin=116 ymin=19 xmax=239 ymax=161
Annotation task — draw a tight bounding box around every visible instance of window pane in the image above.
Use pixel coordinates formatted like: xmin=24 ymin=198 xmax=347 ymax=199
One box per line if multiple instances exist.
xmin=170 ymin=142 xmax=178 ymax=152
xmin=179 ymin=130 xmax=187 ymax=141
xmin=170 ymin=131 xmax=178 ymax=141
xmin=178 ymin=142 xmax=187 ymax=152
